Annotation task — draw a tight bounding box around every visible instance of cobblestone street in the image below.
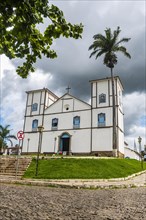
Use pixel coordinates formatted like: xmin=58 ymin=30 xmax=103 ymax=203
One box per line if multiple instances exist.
xmin=0 ymin=184 xmax=146 ymax=220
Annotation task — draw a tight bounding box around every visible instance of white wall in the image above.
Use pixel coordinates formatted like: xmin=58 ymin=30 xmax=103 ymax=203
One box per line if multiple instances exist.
xmin=92 ymin=108 xmax=113 ymax=127
xmin=24 ymin=116 xmax=42 ymax=132
xmin=92 ymin=80 xmax=109 ymax=108
xmin=124 ymin=147 xmax=141 ymax=160
xmin=92 ymin=128 xmax=112 ymax=151
xmin=118 ymin=129 xmax=124 ymax=154
xmin=22 ymin=133 xmax=39 ymax=153
xmin=43 ymin=110 xmax=91 ymax=131
xmin=42 ymin=129 xmax=91 ymax=153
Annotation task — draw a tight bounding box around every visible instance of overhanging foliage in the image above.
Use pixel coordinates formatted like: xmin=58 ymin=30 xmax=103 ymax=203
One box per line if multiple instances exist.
xmin=0 ymin=1 xmax=83 ymax=78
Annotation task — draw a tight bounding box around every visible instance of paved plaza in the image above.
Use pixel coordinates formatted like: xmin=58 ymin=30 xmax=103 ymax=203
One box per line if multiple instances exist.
xmin=0 ymin=170 xmax=145 ymax=219
xmin=0 ymin=184 xmax=146 ymax=220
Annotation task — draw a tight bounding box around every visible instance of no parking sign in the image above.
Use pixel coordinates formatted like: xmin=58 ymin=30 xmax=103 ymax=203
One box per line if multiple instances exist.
xmin=17 ymin=131 xmax=25 ymax=140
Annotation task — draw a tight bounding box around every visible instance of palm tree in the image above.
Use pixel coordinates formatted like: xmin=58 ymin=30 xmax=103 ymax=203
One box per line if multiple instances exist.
xmin=89 ymin=26 xmax=131 ymax=156
xmin=0 ymin=125 xmax=17 ymax=153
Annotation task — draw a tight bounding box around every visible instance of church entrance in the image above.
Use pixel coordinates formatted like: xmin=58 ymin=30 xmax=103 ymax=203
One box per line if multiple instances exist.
xmin=59 ymin=133 xmax=70 ymax=155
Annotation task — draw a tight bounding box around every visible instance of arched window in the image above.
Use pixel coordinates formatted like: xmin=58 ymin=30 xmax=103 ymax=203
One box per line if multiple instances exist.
xmin=32 ymin=103 xmax=38 ymax=111
xmin=52 ymin=118 xmax=58 ymax=130
xmin=99 ymin=94 xmax=106 ymax=104
xmin=32 ymin=119 xmax=38 ymax=131
xmin=73 ymin=116 xmax=80 ymax=128
xmin=98 ymin=113 xmax=106 ymax=127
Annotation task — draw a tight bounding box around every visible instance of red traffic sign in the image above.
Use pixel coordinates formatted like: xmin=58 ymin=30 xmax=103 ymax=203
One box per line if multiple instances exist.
xmin=17 ymin=131 xmax=25 ymax=140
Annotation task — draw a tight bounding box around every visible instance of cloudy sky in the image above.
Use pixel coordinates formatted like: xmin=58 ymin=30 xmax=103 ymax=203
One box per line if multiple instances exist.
xmin=0 ymin=0 xmax=145 ymax=150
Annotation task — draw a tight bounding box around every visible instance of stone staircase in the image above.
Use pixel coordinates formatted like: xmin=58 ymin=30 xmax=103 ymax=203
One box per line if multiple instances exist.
xmin=0 ymin=157 xmax=32 ymax=179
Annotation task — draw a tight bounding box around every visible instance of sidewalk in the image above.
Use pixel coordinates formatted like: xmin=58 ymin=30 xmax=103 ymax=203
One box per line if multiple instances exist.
xmin=0 ymin=170 xmax=146 ymax=189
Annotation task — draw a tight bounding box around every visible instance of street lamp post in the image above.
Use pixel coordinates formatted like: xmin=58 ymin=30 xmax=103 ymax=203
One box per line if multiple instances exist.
xmin=138 ymin=136 xmax=143 ymax=169
xmin=27 ymin=138 xmax=30 ymax=154
xmin=35 ymin=125 xmax=44 ymax=176
xmin=54 ymin=137 xmax=57 ymax=153
xmin=138 ymin=136 xmax=142 ymax=153
xmin=144 ymin=145 xmax=146 ymax=154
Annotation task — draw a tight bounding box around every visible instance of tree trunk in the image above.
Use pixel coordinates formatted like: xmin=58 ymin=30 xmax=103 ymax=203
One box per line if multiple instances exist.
xmin=110 ymin=68 xmax=117 ymax=156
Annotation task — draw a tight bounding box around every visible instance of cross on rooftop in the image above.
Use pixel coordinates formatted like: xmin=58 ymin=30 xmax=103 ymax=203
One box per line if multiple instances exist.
xmin=66 ymin=85 xmax=71 ymax=94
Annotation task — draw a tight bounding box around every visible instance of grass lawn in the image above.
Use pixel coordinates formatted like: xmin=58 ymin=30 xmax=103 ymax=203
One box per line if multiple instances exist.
xmin=23 ymin=158 xmax=146 ymax=179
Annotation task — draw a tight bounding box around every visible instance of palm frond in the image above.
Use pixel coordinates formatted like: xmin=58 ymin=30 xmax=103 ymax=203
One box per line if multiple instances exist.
xmin=95 ymin=50 xmax=107 ymax=59
xmin=113 ymin=26 xmax=121 ymax=40
xmin=6 ymin=135 xmax=17 ymax=140
xmin=0 ymin=125 xmax=10 ymax=130
xmin=88 ymin=43 xmax=98 ymax=51
xmin=93 ymin=34 xmax=106 ymax=42
xmin=105 ymin=28 xmax=112 ymax=40
xmin=116 ymin=46 xmax=131 ymax=58
xmin=111 ymin=26 xmax=121 ymax=48
xmin=89 ymin=40 xmax=104 ymax=51
xmin=89 ymin=49 xmax=101 ymax=58
xmin=116 ymin=38 xmax=131 ymax=46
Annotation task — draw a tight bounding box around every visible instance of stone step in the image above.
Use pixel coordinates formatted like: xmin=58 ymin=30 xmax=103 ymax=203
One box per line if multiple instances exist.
xmin=0 ymin=166 xmax=30 ymax=170
xmin=0 ymin=162 xmax=31 ymax=165
xmin=0 ymin=168 xmax=30 ymax=172
xmin=0 ymin=169 xmax=26 ymax=172
xmin=0 ymin=160 xmax=31 ymax=164
xmin=1 ymin=164 xmax=30 ymax=168
xmin=0 ymin=173 xmax=24 ymax=176
xmin=0 ymin=169 xmax=25 ymax=172
xmin=0 ymin=171 xmax=24 ymax=175
xmin=0 ymin=175 xmax=22 ymax=179
xmin=0 ymin=170 xmax=25 ymax=174
xmin=0 ymin=157 xmax=32 ymax=177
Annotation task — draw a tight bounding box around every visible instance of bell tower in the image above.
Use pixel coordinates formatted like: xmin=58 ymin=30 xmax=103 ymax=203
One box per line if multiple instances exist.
xmin=22 ymin=88 xmax=58 ymax=153
xmin=90 ymin=76 xmax=124 ymax=157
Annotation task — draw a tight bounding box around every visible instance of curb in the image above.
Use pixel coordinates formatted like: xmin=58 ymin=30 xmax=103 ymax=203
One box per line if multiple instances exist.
xmin=0 ymin=178 xmax=145 ymax=190
xmin=0 ymin=171 xmax=145 ymax=190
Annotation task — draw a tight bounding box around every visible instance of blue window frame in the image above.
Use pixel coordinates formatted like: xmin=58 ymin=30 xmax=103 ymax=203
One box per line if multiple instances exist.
xmin=32 ymin=119 xmax=38 ymax=131
xmin=52 ymin=118 xmax=58 ymax=130
xmin=32 ymin=103 xmax=38 ymax=111
xmin=73 ymin=116 xmax=80 ymax=128
xmin=99 ymin=94 xmax=106 ymax=104
xmin=98 ymin=113 xmax=106 ymax=127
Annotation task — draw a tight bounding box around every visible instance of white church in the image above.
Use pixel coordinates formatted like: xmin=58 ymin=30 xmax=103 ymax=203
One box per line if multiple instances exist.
xmin=22 ymin=76 xmax=124 ymax=157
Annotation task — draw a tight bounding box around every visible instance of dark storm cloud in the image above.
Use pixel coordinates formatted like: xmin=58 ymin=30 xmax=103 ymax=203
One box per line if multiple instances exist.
xmin=11 ymin=0 xmax=145 ymax=100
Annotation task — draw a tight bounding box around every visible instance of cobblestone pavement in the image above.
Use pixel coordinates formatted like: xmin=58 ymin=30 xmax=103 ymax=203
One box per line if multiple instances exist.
xmin=0 ymin=184 xmax=146 ymax=220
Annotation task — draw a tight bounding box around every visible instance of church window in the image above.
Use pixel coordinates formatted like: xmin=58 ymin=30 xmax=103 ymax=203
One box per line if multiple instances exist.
xmin=98 ymin=113 xmax=106 ymax=127
xmin=32 ymin=119 xmax=38 ymax=131
xmin=32 ymin=103 xmax=38 ymax=111
xmin=52 ymin=118 xmax=58 ymax=130
xmin=99 ymin=94 xmax=106 ymax=104
xmin=73 ymin=116 xmax=80 ymax=128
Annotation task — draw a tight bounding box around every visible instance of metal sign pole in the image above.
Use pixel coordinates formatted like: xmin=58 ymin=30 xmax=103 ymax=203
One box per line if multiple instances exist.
xmin=15 ymin=130 xmax=25 ymax=179
xmin=15 ymin=139 xmax=21 ymax=179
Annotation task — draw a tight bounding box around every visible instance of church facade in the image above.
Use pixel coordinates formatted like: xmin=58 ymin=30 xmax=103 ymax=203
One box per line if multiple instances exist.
xmin=22 ymin=76 xmax=124 ymax=157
